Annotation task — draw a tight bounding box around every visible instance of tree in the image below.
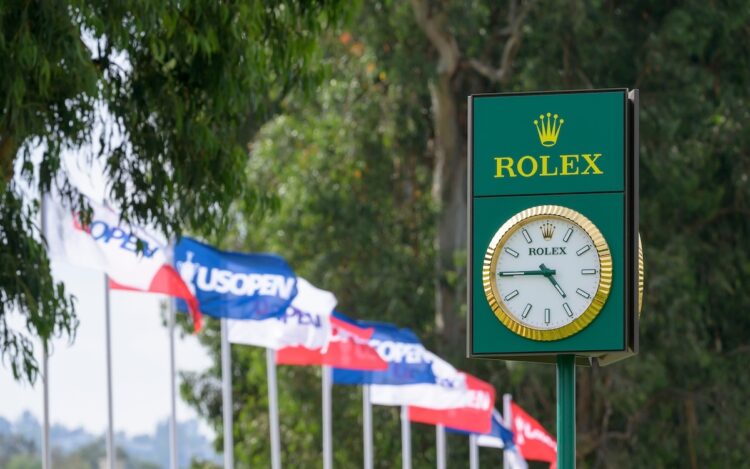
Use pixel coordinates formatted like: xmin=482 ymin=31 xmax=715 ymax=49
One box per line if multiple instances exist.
xmin=0 ymin=0 xmax=348 ymax=382
xmin=182 ymin=0 xmax=750 ymax=467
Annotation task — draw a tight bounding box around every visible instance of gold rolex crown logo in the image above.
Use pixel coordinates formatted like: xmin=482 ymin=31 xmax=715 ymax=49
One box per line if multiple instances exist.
xmin=533 ymin=112 xmax=564 ymax=147
xmin=540 ymin=221 xmax=555 ymax=241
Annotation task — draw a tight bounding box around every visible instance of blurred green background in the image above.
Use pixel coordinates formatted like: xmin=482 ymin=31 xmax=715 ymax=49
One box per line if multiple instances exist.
xmin=3 ymin=1 xmax=750 ymax=468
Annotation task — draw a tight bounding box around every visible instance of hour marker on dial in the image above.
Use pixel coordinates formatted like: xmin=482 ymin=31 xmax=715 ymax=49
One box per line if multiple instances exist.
xmin=544 ymin=308 xmax=551 ymax=324
xmin=563 ymin=227 xmax=573 ymax=242
xmin=522 ymin=303 xmax=532 ymax=318
xmin=576 ymin=245 xmax=591 ymax=256
xmin=505 ymin=247 xmax=519 ymax=258
xmin=576 ymin=288 xmax=591 ymax=299
xmin=504 ymin=290 xmax=519 ymax=301
xmin=522 ymin=229 xmax=532 ymax=243
xmin=563 ymin=303 xmax=573 ymax=317
xmin=581 ymin=269 xmax=597 ymax=275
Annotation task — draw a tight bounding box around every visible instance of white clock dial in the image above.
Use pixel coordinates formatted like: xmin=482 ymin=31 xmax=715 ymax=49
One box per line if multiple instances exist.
xmin=494 ymin=217 xmax=601 ymax=330
xmin=482 ymin=205 xmax=612 ymax=341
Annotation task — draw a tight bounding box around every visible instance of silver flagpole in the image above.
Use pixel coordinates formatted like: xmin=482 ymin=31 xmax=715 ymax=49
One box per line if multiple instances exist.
xmin=469 ymin=434 xmax=479 ymax=469
xmin=266 ymin=348 xmax=282 ymax=469
xmin=40 ymin=194 xmax=51 ymax=469
xmin=220 ymin=318 xmax=234 ymax=469
xmin=42 ymin=348 xmax=51 ymax=469
xmin=104 ymin=275 xmax=115 ymax=469
xmin=436 ymin=424 xmax=446 ymax=469
xmin=362 ymin=385 xmax=373 ymax=469
xmin=168 ymin=301 xmax=178 ymax=469
xmin=400 ymin=406 xmax=411 ymax=469
xmin=322 ymin=365 xmax=333 ymax=469
xmin=503 ymin=393 xmax=512 ymax=469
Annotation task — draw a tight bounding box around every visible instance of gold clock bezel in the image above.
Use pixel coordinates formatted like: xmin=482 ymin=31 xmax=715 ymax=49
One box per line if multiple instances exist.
xmin=638 ymin=234 xmax=644 ymax=315
xmin=482 ymin=205 xmax=613 ymax=341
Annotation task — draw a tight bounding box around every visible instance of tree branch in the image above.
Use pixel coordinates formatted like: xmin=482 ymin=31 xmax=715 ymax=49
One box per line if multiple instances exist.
xmin=409 ymin=0 xmax=460 ymax=76
xmin=0 ymin=134 xmax=17 ymax=183
xmin=466 ymin=0 xmax=531 ymax=85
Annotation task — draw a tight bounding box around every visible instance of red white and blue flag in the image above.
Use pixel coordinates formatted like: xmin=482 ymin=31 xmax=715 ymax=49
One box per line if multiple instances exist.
xmin=407 ymin=372 xmax=495 ymax=433
xmin=276 ymin=312 xmax=387 ymax=371
xmin=332 ymin=323 xmax=435 ymax=386
xmin=175 ymin=237 xmax=297 ymax=320
xmin=447 ymin=409 xmax=528 ymax=469
xmin=43 ymin=194 xmax=202 ymax=330
xmin=227 ymin=277 xmax=336 ymax=350
xmin=333 ymin=323 xmax=479 ymax=410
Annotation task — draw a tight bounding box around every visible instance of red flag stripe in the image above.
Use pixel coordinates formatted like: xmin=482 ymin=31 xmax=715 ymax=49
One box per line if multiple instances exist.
xmin=109 ymin=265 xmax=202 ymax=332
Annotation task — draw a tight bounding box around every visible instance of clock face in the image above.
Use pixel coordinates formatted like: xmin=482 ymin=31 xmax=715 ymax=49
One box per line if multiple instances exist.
xmin=482 ymin=205 xmax=612 ymax=341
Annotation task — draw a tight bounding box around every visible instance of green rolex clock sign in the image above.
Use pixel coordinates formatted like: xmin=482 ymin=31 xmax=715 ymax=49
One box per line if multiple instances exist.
xmin=468 ymin=89 xmax=640 ymax=469
xmin=468 ymin=89 xmax=640 ymax=364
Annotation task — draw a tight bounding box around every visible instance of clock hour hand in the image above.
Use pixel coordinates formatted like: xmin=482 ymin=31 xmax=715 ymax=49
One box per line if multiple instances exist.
xmin=497 ymin=268 xmax=556 ymax=277
xmin=539 ymin=263 xmax=567 ymax=298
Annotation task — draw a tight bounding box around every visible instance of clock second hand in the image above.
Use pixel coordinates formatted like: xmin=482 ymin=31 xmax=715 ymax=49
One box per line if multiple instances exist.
xmin=539 ymin=263 xmax=567 ymax=298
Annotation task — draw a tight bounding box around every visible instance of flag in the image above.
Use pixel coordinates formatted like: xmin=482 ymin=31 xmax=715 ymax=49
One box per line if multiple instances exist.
xmin=368 ymin=350 xmax=473 ymax=410
xmin=511 ymin=401 xmax=557 ymax=466
xmin=333 ymin=323 xmax=473 ymax=409
xmin=43 ymin=194 xmax=202 ymax=330
xmin=276 ymin=312 xmax=388 ymax=371
xmin=174 ymin=237 xmax=297 ymax=320
xmin=332 ymin=323 xmax=434 ymax=385
xmin=474 ymin=410 xmax=515 ymax=449
xmin=447 ymin=409 xmax=528 ymax=469
xmin=407 ymin=373 xmax=495 ymax=433
xmin=228 ymin=277 xmax=336 ymax=350
xmin=370 ymin=347 xmax=478 ymax=409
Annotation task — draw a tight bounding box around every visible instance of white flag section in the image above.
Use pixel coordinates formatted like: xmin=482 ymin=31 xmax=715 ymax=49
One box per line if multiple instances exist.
xmin=227 ymin=278 xmax=336 ymax=350
xmin=369 ymin=351 xmax=470 ymax=409
xmin=44 ymin=194 xmax=171 ymax=289
xmin=42 ymin=193 xmax=202 ymax=328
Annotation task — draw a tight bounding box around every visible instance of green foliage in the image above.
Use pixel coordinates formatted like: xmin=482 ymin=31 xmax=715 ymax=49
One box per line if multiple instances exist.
xmin=0 ymin=0 xmax=349 ymax=383
xmin=0 ymin=432 xmax=37 ymax=468
xmin=181 ymin=33 xmax=438 ymax=466
xmin=6 ymin=454 xmax=41 ymax=469
xmin=516 ymin=1 xmax=750 ymax=466
xmin=0 ymin=186 xmax=77 ymax=382
xmin=0 ymin=433 xmax=167 ymax=469
xmin=180 ymin=0 xmax=750 ymax=467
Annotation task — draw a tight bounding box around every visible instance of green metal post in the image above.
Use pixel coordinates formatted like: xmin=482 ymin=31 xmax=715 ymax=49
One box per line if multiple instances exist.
xmin=556 ymin=355 xmax=576 ymax=469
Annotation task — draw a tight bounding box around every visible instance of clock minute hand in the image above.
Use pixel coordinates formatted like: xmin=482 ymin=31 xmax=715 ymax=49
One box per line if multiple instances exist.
xmin=497 ymin=269 xmax=556 ymax=277
xmin=539 ymin=263 xmax=567 ymax=298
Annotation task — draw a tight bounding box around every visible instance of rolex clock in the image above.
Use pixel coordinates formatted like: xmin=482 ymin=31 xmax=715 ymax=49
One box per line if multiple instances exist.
xmin=469 ymin=89 xmax=639 ymax=362
xmin=482 ymin=205 xmax=612 ymax=341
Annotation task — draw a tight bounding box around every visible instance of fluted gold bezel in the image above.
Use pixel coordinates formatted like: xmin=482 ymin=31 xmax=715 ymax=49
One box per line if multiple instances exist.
xmin=638 ymin=234 xmax=644 ymax=315
xmin=482 ymin=205 xmax=613 ymax=341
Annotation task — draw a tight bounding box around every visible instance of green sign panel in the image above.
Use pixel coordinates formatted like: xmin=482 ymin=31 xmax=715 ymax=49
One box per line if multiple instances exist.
xmin=467 ymin=89 xmax=639 ymax=365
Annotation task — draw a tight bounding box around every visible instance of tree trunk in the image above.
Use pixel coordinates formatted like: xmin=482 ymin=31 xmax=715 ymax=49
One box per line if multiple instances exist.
xmin=410 ymin=0 xmax=465 ymax=353
xmin=411 ymin=0 xmax=531 ymax=353
xmin=429 ymin=75 xmax=466 ymax=353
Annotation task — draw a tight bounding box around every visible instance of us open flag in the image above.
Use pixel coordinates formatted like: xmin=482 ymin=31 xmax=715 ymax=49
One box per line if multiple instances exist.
xmin=227 ymin=277 xmax=336 ymax=350
xmin=43 ymin=194 xmax=202 ymax=330
xmin=367 ymin=351 xmax=474 ymax=410
xmin=174 ymin=237 xmax=297 ymax=320
xmin=332 ymin=323 xmax=434 ymax=386
xmin=407 ymin=372 xmax=495 ymax=433
xmin=276 ymin=311 xmax=387 ymax=370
